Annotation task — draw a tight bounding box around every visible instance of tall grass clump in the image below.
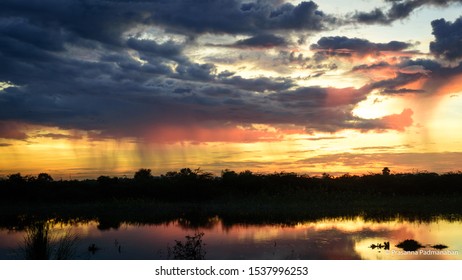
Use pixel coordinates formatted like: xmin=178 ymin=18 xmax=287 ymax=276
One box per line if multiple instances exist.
xmin=19 ymin=221 xmax=79 ymax=260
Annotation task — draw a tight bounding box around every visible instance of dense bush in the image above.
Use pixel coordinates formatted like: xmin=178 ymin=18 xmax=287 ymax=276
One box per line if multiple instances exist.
xmin=1 ymin=169 xmax=462 ymax=203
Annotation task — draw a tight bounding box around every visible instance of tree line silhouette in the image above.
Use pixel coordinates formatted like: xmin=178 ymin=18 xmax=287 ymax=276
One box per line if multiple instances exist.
xmin=1 ymin=167 xmax=462 ymax=203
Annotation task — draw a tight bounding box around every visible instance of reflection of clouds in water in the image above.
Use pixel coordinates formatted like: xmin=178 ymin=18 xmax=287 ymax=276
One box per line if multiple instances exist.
xmin=238 ymin=227 xmax=282 ymax=243
xmin=207 ymin=218 xmax=462 ymax=259
xmin=289 ymin=229 xmax=362 ymax=260
xmin=297 ymin=217 xmax=408 ymax=233
xmin=1 ymin=218 xmax=461 ymax=259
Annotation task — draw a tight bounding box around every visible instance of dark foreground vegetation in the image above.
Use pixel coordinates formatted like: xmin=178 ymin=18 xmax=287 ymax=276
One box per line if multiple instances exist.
xmin=1 ymin=168 xmax=462 ymax=229
xmin=2 ymin=168 xmax=462 ymax=202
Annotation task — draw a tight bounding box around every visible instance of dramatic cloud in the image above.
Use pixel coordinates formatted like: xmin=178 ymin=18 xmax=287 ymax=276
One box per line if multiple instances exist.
xmin=357 ymin=55 xmax=462 ymax=96
xmin=310 ymin=36 xmax=412 ymax=57
xmin=353 ymin=0 xmax=462 ymax=24
xmin=126 ymin=38 xmax=183 ymax=59
xmin=379 ymin=108 xmax=414 ymax=131
xmin=234 ymin=34 xmax=288 ymax=48
xmin=220 ymin=76 xmax=295 ymax=92
xmin=150 ymin=0 xmax=334 ymax=35
xmin=2 ymin=0 xmax=462 ymax=177
xmin=430 ymin=16 xmax=462 ymax=60
xmin=353 ymin=8 xmax=389 ymax=25
xmin=352 ymin=62 xmax=392 ymax=72
xmin=371 ymin=72 xmax=427 ymax=92
xmin=0 ymin=0 xmax=456 ymax=146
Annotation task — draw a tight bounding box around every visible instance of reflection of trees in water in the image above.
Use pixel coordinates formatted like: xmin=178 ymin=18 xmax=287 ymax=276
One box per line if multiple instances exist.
xmin=177 ymin=214 xmax=220 ymax=230
xmin=432 ymin=244 xmax=448 ymax=250
xmin=369 ymin=241 xmax=390 ymax=250
xmin=19 ymin=221 xmax=79 ymax=260
xmin=396 ymin=239 xmax=424 ymax=251
xmin=369 ymin=239 xmax=449 ymax=252
xmin=168 ymin=232 xmax=206 ymax=260
xmin=97 ymin=217 xmax=121 ymax=231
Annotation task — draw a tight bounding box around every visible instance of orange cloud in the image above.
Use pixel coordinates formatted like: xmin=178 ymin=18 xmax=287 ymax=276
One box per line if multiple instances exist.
xmin=434 ymin=74 xmax=462 ymax=95
xmin=144 ymin=125 xmax=288 ymax=144
xmin=380 ymin=108 xmax=414 ymax=131
xmin=0 ymin=121 xmax=28 ymax=140
xmin=325 ymin=86 xmax=368 ymax=107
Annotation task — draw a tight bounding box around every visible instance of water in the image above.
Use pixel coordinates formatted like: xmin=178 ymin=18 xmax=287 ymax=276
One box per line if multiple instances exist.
xmin=1 ymin=217 xmax=461 ymax=260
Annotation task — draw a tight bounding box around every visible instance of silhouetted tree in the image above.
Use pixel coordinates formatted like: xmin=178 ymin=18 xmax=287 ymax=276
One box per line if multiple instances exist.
xmin=164 ymin=168 xmax=213 ymax=180
xmin=221 ymin=169 xmax=238 ymax=182
xmin=37 ymin=173 xmax=53 ymax=183
xmin=195 ymin=168 xmax=213 ymax=180
xmin=97 ymin=175 xmax=114 ymax=186
xmin=382 ymin=167 xmax=391 ymax=176
xmin=179 ymin=168 xmax=196 ymax=178
xmin=134 ymin=168 xmax=153 ymax=183
xmin=7 ymin=173 xmax=25 ymax=185
xmin=239 ymin=170 xmax=253 ymax=177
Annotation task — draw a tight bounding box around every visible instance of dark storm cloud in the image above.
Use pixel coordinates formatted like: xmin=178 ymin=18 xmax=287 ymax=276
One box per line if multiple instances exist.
xmin=0 ymin=17 xmax=66 ymax=52
xmin=258 ymin=86 xmax=410 ymax=132
xmin=353 ymin=8 xmax=389 ymax=24
xmin=398 ymin=59 xmax=462 ymax=94
xmin=0 ymin=0 xmax=418 ymax=143
xmin=386 ymin=0 xmax=421 ymax=20
xmin=234 ymin=34 xmax=287 ymax=48
xmin=352 ymin=0 xmax=462 ymax=25
xmin=430 ymin=16 xmax=462 ymax=60
xmin=175 ymin=62 xmax=216 ymax=81
xmin=311 ymin=36 xmax=412 ymax=56
xmin=126 ymin=38 xmax=183 ymax=58
xmin=0 ymin=0 xmax=147 ymax=46
xmin=401 ymin=58 xmax=462 ymax=75
xmin=206 ymin=85 xmax=408 ymax=133
xmin=365 ymin=58 xmax=462 ymax=96
xmin=220 ymin=76 xmax=295 ymax=92
xmin=149 ymin=0 xmax=334 ymax=35
xmin=382 ymin=88 xmax=426 ymax=94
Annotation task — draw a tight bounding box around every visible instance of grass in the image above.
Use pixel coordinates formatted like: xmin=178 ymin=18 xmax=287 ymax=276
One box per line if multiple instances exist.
xmin=18 ymin=221 xmax=79 ymax=260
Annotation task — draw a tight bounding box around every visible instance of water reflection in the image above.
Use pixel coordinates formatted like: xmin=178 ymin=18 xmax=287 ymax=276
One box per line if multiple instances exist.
xmin=1 ymin=217 xmax=461 ymax=260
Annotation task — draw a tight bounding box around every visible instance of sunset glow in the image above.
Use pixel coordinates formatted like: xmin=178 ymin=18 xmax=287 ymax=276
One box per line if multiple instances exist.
xmin=1 ymin=0 xmax=462 ymax=178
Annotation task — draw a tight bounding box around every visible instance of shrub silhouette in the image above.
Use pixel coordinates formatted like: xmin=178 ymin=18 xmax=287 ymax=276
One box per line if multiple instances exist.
xmin=382 ymin=167 xmax=391 ymax=176
xmin=134 ymin=168 xmax=153 ymax=184
xmin=37 ymin=173 xmax=53 ymax=183
xmin=170 ymin=232 xmax=206 ymax=260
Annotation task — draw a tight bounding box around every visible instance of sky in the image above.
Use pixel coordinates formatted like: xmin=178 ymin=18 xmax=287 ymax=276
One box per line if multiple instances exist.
xmin=1 ymin=0 xmax=462 ymax=179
